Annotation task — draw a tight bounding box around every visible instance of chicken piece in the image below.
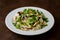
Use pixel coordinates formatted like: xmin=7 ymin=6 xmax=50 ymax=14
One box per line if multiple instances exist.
xmin=20 ymin=27 xmax=24 ymax=30
xmin=38 ymin=15 xmax=42 ymax=18
xmin=27 ymin=25 xmax=31 ymax=28
xmin=15 ymin=13 xmax=19 ymax=17
xmin=33 ymin=22 xmax=38 ymax=27
xmin=40 ymin=18 xmax=43 ymax=23
xmin=12 ymin=16 xmax=16 ymax=23
xmin=42 ymin=21 xmax=47 ymax=25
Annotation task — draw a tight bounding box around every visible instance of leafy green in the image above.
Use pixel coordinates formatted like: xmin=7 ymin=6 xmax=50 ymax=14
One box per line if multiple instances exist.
xmin=28 ymin=18 xmax=35 ymax=24
xmin=37 ymin=10 xmax=41 ymax=15
xmin=23 ymin=9 xmax=28 ymax=14
xmin=16 ymin=23 xmax=20 ymax=29
xmin=22 ymin=22 xmax=27 ymax=26
xmin=41 ymin=24 xmax=47 ymax=28
xmin=13 ymin=23 xmax=16 ymax=26
xmin=42 ymin=14 xmax=48 ymax=22
xmin=16 ymin=16 xmax=21 ymax=22
xmin=43 ymin=17 xmax=48 ymax=22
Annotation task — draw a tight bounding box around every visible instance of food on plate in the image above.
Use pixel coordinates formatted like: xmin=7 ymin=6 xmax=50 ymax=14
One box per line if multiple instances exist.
xmin=12 ymin=8 xmax=48 ymax=31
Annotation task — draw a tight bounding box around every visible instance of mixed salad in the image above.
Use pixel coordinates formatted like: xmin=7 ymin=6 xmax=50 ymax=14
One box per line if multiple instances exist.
xmin=12 ymin=9 xmax=48 ymax=31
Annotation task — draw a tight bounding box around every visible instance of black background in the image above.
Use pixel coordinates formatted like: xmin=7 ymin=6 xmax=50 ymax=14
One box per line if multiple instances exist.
xmin=0 ymin=0 xmax=60 ymax=40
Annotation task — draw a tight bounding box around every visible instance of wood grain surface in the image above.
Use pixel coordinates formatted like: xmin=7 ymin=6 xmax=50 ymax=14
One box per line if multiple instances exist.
xmin=0 ymin=0 xmax=60 ymax=40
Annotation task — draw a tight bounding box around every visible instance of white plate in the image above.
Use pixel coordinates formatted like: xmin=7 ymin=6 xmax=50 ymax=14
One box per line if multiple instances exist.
xmin=5 ymin=6 xmax=55 ymax=36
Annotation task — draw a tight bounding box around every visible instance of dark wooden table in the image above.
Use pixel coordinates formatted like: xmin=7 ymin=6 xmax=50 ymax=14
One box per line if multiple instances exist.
xmin=0 ymin=0 xmax=60 ymax=40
